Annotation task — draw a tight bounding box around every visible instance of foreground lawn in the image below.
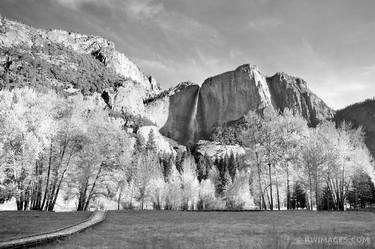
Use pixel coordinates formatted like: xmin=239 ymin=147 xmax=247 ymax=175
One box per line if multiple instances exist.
xmin=0 ymin=211 xmax=91 ymax=242
xmin=35 ymin=210 xmax=375 ymax=249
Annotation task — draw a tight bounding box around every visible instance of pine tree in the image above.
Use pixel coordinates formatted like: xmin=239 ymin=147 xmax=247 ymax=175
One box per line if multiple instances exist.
xmin=223 ymin=153 xmax=229 ymax=173
xmin=176 ymin=150 xmax=189 ymax=173
xmin=218 ymin=157 xmax=225 ymax=175
xmin=145 ymin=129 xmax=157 ymax=152
xmin=197 ymin=154 xmax=207 ymax=182
xmin=133 ymin=133 xmax=145 ymax=154
xmin=204 ymin=153 xmax=212 ymax=179
xmin=161 ymin=153 xmax=173 ymax=181
xmin=217 ymin=157 xmax=232 ymax=196
xmin=228 ymin=151 xmax=237 ymax=181
xmin=291 ymin=182 xmax=306 ymax=210
xmin=214 ymin=157 xmax=219 ymax=170
xmin=222 ymin=167 xmax=232 ymax=195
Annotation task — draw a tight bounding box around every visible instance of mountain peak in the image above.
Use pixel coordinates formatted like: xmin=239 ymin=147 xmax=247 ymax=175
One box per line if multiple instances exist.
xmin=235 ymin=63 xmax=260 ymax=72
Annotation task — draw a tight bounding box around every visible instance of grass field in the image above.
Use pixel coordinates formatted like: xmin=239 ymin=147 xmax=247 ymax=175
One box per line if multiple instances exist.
xmin=0 ymin=211 xmax=91 ymax=242
xmin=28 ymin=210 xmax=375 ymax=249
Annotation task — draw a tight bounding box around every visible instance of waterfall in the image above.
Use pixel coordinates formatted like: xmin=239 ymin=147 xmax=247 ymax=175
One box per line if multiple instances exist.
xmin=186 ymin=87 xmax=201 ymax=145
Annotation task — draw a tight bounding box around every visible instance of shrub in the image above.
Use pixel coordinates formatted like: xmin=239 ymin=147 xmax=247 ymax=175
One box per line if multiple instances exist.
xmin=197 ymin=179 xmax=216 ymax=210
xmin=147 ymin=177 xmax=167 ymax=210
xmin=180 ymin=156 xmax=200 ymax=210
xmin=225 ymin=170 xmax=255 ymax=210
xmin=164 ymin=181 xmax=182 ymax=210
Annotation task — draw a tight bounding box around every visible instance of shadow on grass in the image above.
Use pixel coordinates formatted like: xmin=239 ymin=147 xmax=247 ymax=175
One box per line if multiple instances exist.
xmin=136 ymin=231 xmax=374 ymax=249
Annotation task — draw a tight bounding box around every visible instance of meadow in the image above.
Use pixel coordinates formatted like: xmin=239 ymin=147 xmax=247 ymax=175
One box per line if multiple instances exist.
xmin=16 ymin=210 xmax=374 ymax=249
xmin=0 ymin=211 xmax=91 ymax=242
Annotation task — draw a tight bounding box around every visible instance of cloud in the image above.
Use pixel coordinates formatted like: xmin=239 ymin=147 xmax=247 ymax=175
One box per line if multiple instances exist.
xmin=121 ymin=0 xmax=220 ymax=46
xmin=315 ymin=77 xmax=371 ymax=110
xmin=53 ymin=0 xmax=218 ymax=45
xmin=248 ymin=17 xmax=283 ymax=31
xmin=54 ymin=0 xmax=101 ymax=10
xmin=55 ymin=0 xmax=163 ymax=19
xmin=123 ymin=0 xmax=163 ymax=20
xmin=134 ymin=57 xmax=170 ymax=72
xmin=156 ymin=12 xmax=220 ymax=46
xmin=361 ymin=64 xmax=375 ymax=77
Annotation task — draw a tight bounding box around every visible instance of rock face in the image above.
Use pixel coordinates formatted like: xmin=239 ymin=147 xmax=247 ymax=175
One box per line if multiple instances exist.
xmin=197 ymin=64 xmax=272 ymax=139
xmin=267 ymin=72 xmax=335 ymax=126
xmin=146 ymin=64 xmax=334 ymax=145
xmin=145 ymin=82 xmax=200 ymax=145
xmin=335 ymin=99 xmax=375 ymax=157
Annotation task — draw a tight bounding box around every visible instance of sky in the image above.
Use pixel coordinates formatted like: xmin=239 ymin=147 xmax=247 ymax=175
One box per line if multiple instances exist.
xmin=1 ymin=0 xmax=374 ymax=109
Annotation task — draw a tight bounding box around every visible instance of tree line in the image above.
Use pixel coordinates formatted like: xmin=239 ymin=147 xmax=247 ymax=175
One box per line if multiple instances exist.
xmin=240 ymin=108 xmax=375 ymax=211
xmin=0 ymin=88 xmax=374 ymax=211
xmin=0 ymin=88 xmax=129 ymax=211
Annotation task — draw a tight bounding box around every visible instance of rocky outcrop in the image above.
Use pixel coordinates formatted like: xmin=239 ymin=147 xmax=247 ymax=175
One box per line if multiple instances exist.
xmin=0 ymin=18 xmax=158 ymax=92
xmin=267 ymin=72 xmax=335 ymax=126
xmin=335 ymin=99 xmax=375 ymax=157
xmin=194 ymin=140 xmax=245 ymax=160
xmin=147 ymin=64 xmax=334 ymax=145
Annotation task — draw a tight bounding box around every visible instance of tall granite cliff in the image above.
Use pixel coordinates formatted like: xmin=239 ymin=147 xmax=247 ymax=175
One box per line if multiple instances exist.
xmin=145 ymin=82 xmax=200 ymax=145
xmin=267 ymin=72 xmax=335 ymax=127
xmin=196 ymin=64 xmax=272 ymax=139
xmin=146 ymin=64 xmax=335 ymax=145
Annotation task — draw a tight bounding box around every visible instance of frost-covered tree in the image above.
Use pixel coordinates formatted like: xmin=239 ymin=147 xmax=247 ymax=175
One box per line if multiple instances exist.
xmin=299 ymin=121 xmax=374 ymax=210
xmin=180 ymin=155 xmax=199 ymax=210
xmin=64 ymin=98 xmax=131 ymax=211
xmin=0 ymin=88 xmax=58 ymax=210
xmin=198 ymin=179 xmax=216 ymax=210
xmin=164 ymin=163 xmax=182 ymax=210
xmin=276 ymin=109 xmax=308 ymax=209
xmin=225 ymin=170 xmax=254 ymax=210
xmin=243 ymin=108 xmax=282 ymax=210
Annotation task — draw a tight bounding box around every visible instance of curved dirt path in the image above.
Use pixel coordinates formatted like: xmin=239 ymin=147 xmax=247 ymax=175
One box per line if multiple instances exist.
xmin=0 ymin=211 xmax=106 ymax=249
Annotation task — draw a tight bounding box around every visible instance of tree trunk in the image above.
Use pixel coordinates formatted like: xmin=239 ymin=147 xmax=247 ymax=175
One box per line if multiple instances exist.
xmin=41 ymin=142 xmax=53 ymax=210
xmin=117 ymin=185 xmax=123 ymax=210
xmin=47 ymin=175 xmax=58 ymax=211
xmin=308 ymin=170 xmax=313 ymax=211
xmin=35 ymin=159 xmax=44 ymax=210
xmin=265 ymin=187 xmax=271 ymax=209
xmin=315 ymin=170 xmax=320 ymax=211
xmin=286 ymin=166 xmax=290 ymax=210
xmin=339 ymin=167 xmax=345 ymax=211
xmin=77 ymin=181 xmax=88 ymax=211
xmin=256 ymin=154 xmax=266 ymax=210
xmin=50 ymin=149 xmax=74 ymax=211
xmin=16 ymin=200 xmax=22 ymax=211
xmin=276 ymin=177 xmax=281 ymax=211
xmin=83 ymin=163 xmax=103 ymax=211
xmin=268 ymin=162 xmax=273 ymax=211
